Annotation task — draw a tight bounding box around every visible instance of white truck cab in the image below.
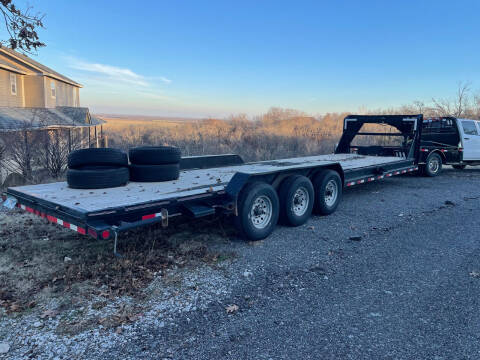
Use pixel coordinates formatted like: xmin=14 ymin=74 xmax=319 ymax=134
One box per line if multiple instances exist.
xmin=457 ymin=119 xmax=480 ymax=161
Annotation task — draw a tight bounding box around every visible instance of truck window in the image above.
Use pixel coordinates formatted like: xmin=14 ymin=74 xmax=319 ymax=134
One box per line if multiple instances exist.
xmin=461 ymin=121 xmax=478 ymax=135
xmin=422 ymin=118 xmax=454 ymax=134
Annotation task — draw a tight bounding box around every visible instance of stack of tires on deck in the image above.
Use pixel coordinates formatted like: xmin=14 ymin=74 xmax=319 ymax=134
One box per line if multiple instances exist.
xmin=66 ymin=146 xmax=181 ymax=189
xmin=67 ymin=148 xmax=130 ymax=189
xmin=128 ymin=146 xmax=181 ymax=182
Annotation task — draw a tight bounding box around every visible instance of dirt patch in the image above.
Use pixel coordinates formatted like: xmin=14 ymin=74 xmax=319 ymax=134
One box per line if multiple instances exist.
xmin=0 ymin=210 xmax=237 ymax=316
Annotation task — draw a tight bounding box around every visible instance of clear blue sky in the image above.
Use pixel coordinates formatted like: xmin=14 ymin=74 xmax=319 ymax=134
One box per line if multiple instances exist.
xmin=4 ymin=0 xmax=480 ymax=117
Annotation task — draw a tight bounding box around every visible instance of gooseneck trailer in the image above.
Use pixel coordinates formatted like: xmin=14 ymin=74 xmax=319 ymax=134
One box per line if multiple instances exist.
xmin=3 ymin=115 xmax=431 ymax=248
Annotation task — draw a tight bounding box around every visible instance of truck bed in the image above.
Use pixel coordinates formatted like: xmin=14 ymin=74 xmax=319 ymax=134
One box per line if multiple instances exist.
xmin=9 ymin=154 xmax=405 ymax=215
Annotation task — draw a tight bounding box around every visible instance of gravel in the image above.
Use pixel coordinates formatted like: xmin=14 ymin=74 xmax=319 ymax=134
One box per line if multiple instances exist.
xmin=1 ymin=166 xmax=480 ymax=359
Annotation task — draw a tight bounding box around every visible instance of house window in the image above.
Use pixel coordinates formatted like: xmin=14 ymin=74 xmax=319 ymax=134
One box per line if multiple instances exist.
xmin=10 ymin=73 xmax=17 ymax=95
xmin=50 ymin=80 xmax=56 ymax=98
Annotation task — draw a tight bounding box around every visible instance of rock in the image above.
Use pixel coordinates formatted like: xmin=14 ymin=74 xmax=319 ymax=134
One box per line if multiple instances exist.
xmin=33 ymin=321 xmax=43 ymax=328
xmin=64 ymin=256 xmax=72 ymax=263
xmin=349 ymin=236 xmax=362 ymax=241
xmin=445 ymin=200 xmax=455 ymax=206
xmin=0 ymin=342 xmax=10 ymax=354
xmin=242 ymin=270 xmax=253 ymax=278
xmin=309 ymin=264 xmax=326 ymax=274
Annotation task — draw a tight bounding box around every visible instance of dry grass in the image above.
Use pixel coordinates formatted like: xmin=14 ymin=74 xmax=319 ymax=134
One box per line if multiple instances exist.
xmin=100 ymin=109 xmax=348 ymax=162
xmin=0 ymin=210 xmax=236 ymax=315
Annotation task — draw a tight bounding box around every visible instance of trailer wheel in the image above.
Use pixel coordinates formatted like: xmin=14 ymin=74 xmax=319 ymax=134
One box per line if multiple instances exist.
xmin=235 ymin=182 xmax=279 ymax=241
xmin=278 ymin=175 xmax=314 ymax=226
xmin=423 ymin=153 xmax=442 ymax=177
xmin=452 ymin=164 xmax=467 ymax=170
xmin=313 ymin=170 xmax=342 ymax=215
xmin=68 ymin=148 xmax=128 ymax=169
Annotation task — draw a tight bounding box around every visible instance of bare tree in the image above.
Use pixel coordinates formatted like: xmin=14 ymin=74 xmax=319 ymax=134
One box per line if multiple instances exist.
xmin=0 ymin=130 xmax=37 ymax=179
xmin=0 ymin=0 xmax=45 ymax=53
xmin=37 ymin=129 xmax=71 ymax=178
xmin=432 ymin=81 xmax=472 ymax=117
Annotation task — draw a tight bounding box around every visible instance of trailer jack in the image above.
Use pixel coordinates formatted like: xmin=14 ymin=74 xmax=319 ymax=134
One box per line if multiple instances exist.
xmin=112 ymin=229 xmax=123 ymax=258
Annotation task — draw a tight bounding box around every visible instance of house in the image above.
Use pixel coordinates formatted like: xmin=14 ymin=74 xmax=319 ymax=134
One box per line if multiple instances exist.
xmin=0 ymin=46 xmax=81 ymax=108
xmin=0 ymin=47 xmax=106 ymax=186
xmin=0 ymin=46 xmax=103 ymax=132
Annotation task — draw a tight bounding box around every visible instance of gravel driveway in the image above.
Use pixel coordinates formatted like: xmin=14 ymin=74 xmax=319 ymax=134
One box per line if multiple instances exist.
xmin=2 ymin=166 xmax=480 ymax=359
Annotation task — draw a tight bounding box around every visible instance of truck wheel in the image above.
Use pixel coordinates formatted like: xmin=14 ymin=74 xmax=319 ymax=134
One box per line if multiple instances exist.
xmin=68 ymin=148 xmax=128 ymax=169
xmin=235 ymin=182 xmax=279 ymax=241
xmin=423 ymin=153 xmax=442 ymax=177
xmin=278 ymin=175 xmax=314 ymax=226
xmin=313 ymin=170 xmax=342 ymax=215
xmin=452 ymin=164 xmax=467 ymax=170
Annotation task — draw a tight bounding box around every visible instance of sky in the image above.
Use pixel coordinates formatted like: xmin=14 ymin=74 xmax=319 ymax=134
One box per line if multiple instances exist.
xmin=2 ymin=0 xmax=480 ymax=117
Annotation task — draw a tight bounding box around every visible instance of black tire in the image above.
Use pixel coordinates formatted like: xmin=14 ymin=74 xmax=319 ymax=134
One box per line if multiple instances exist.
xmin=423 ymin=153 xmax=443 ymax=177
xmin=234 ymin=182 xmax=279 ymax=241
xmin=75 ymin=165 xmax=122 ymax=171
xmin=129 ymin=163 xmax=180 ymax=182
xmin=67 ymin=167 xmax=129 ymax=189
xmin=312 ymin=170 xmax=342 ymax=215
xmin=129 ymin=146 xmax=181 ymax=165
xmin=452 ymin=164 xmax=467 ymax=170
xmin=278 ymin=175 xmax=314 ymax=226
xmin=68 ymin=148 xmax=128 ymax=169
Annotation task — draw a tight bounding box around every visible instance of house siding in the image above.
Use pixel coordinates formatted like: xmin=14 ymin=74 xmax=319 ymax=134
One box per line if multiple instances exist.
xmin=44 ymin=77 xmax=77 ymax=108
xmin=0 ymin=50 xmax=81 ymax=109
xmin=23 ymin=75 xmax=45 ymax=107
xmin=0 ymin=69 xmax=24 ymax=107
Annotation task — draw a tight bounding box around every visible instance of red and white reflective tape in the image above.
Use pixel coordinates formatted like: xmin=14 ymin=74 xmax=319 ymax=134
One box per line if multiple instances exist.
xmin=142 ymin=212 xmax=163 ymax=221
xmin=15 ymin=202 xmax=87 ymax=236
xmin=345 ymin=166 xmax=418 ymax=187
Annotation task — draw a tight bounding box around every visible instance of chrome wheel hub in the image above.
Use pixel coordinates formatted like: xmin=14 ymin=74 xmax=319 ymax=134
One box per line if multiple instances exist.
xmin=429 ymin=158 xmax=440 ymax=173
xmin=292 ymin=187 xmax=309 ymax=216
xmin=324 ymin=180 xmax=338 ymax=207
xmin=250 ymin=195 xmax=272 ymax=229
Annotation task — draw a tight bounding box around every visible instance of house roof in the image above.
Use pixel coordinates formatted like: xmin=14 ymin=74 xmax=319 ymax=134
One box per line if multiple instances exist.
xmin=0 ymin=107 xmax=104 ymax=131
xmin=0 ymin=58 xmax=26 ymax=75
xmin=0 ymin=46 xmax=82 ymax=87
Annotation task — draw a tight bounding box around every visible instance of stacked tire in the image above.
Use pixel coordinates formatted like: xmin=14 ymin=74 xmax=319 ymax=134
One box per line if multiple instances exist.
xmin=129 ymin=146 xmax=181 ymax=182
xmin=67 ymin=148 xmax=129 ymax=189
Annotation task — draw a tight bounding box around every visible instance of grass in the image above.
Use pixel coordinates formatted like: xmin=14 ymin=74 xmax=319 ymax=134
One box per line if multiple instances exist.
xmin=0 ymin=210 xmax=237 ymax=316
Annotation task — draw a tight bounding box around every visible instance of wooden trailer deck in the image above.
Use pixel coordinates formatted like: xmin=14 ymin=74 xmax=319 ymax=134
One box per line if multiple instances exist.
xmin=8 ymin=154 xmax=404 ymax=214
